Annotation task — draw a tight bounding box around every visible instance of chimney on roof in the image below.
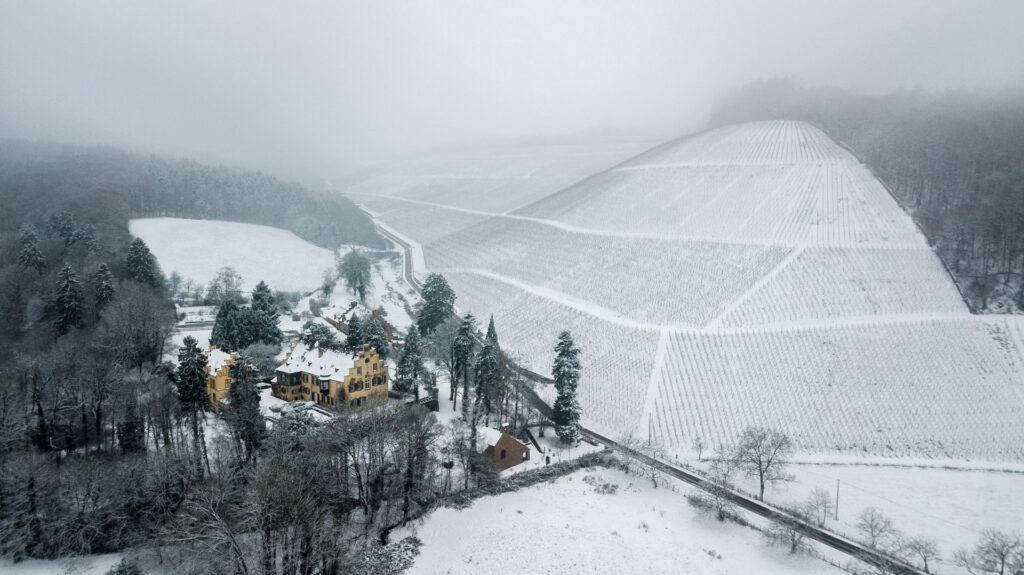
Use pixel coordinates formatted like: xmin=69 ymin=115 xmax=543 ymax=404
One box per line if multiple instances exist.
xmin=500 ymin=424 xmax=510 ymax=435
xmin=318 ymin=349 xmax=324 ymax=358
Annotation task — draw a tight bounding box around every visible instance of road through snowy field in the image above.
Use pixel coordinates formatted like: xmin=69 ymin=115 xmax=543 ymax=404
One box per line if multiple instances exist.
xmin=396 ymin=467 xmax=844 ymax=575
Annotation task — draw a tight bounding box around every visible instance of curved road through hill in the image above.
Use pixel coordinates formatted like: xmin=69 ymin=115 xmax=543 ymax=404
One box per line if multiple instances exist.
xmin=373 ymin=216 xmax=925 ymax=575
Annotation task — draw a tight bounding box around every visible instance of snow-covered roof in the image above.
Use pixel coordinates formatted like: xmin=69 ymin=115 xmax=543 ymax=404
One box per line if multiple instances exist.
xmin=477 ymin=427 xmax=506 ymax=452
xmin=276 ymin=340 xmax=353 ymax=380
xmin=207 ymin=347 xmax=234 ymax=374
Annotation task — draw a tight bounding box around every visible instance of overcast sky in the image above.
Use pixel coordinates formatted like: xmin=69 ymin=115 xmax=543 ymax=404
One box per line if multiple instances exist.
xmin=1 ymin=1 xmax=1022 ymax=179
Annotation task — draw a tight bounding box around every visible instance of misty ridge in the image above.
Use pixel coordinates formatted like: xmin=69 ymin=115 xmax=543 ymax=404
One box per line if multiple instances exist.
xmin=2 ymin=2 xmax=1024 ymax=575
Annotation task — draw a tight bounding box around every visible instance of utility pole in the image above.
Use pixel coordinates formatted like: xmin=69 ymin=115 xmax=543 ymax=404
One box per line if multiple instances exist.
xmin=835 ymin=479 xmax=840 ymax=521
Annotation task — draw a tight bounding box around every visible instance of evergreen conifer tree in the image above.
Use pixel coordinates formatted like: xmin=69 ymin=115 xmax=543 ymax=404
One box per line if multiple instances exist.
xmin=226 ymin=359 xmax=264 ymax=462
xmin=176 ymin=336 xmax=209 ymax=411
xmin=53 ymin=264 xmax=84 ymax=335
xmin=346 ymin=313 xmax=364 ymax=351
xmin=91 ymin=263 xmax=116 ymax=311
xmin=552 ymin=330 xmax=582 ymax=445
xmin=301 ymin=321 xmax=342 ymax=350
xmin=418 ymin=273 xmax=455 ymax=335
xmin=250 ymin=281 xmax=283 ymax=346
xmin=18 ymin=223 xmax=47 ymax=275
xmin=364 ymin=317 xmax=389 ymax=359
xmin=176 ymin=336 xmax=209 ymax=476
xmin=473 ymin=315 xmax=501 ymax=420
xmin=210 ymin=299 xmax=242 ymax=351
xmin=46 ymin=210 xmax=78 ymax=249
xmin=452 ymin=314 xmax=476 ymax=419
xmin=485 ymin=315 xmax=498 ymax=348
xmin=125 ymin=238 xmax=160 ymax=287
xmin=79 ymin=223 xmax=100 ymax=255
xmin=394 ymin=328 xmax=424 ymax=398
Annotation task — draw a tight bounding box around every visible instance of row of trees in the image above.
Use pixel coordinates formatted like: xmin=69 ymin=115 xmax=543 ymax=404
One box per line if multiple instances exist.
xmin=209 ymin=280 xmax=283 ymax=353
xmin=0 ymin=140 xmax=385 ymax=251
xmin=410 ymin=273 xmax=582 ymax=445
xmin=1 ymin=207 xmax=191 ymax=560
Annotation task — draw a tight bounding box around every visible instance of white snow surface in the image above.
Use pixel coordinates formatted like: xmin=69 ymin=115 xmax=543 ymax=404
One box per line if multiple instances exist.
xmin=395 ymin=467 xmax=843 ymax=575
xmin=206 ymin=346 xmax=233 ymax=373
xmin=344 ymin=121 xmax=1024 ymax=462
xmin=129 ymin=217 xmax=335 ymax=293
xmin=0 ymin=553 xmax=124 ymax=575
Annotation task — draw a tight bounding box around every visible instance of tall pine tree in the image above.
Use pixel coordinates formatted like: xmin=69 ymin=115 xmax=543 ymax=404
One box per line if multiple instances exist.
xmin=91 ymin=263 xmax=116 ymax=311
xmin=226 ymin=359 xmax=264 ymax=463
xmin=552 ymin=330 xmax=582 ymax=445
xmin=474 ymin=316 xmax=501 ymax=423
xmin=125 ymin=238 xmax=160 ymax=287
xmin=452 ymin=314 xmax=476 ymax=419
xmin=394 ymin=327 xmax=424 ymax=398
xmin=18 ymin=223 xmax=47 ymax=275
xmin=364 ymin=317 xmax=389 ymax=359
xmin=176 ymin=336 xmax=210 ymax=476
xmin=53 ymin=264 xmax=84 ymax=335
xmin=250 ymin=280 xmax=283 ymax=346
xmin=345 ymin=313 xmax=364 ymax=351
xmin=210 ymin=299 xmax=242 ymax=351
xmin=418 ymin=273 xmax=455 ymax=335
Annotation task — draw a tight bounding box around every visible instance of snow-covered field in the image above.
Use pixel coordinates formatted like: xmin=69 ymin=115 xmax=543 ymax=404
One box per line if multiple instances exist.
xmin=650 ymin=318 xmax=1024 ymax=459
xmin=394 ymin=466 xmax=844 ymax=575
xmin=773 ymin=463 xmax=1024 ymax=567
xmin=129 ymin=217 xmax=336 ymax=293
xmin=0 ymin=553 xmax=124 ymax=575
xmin=345 ymin=121 xmax=1024 ymax=463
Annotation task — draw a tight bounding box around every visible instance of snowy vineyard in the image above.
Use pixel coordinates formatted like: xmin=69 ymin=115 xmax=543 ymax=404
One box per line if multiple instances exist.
xmin=346 ymin=120 xmax=1024 ymax=461
xmin=650 ymin=318 xmax=1024 ymax=460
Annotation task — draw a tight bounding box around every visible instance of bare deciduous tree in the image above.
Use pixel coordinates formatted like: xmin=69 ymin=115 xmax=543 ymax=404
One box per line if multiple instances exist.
xmin=857 ymin=507 xmax=900 ymax=550
xmin=954 ymin=529 xmax=1024 ymax=575
xmin=906 ymin=537 xmax=941 ymax=573
xmin=733 ymin=426 xmax=793 ymax=501
xmin=804 ymin=487 xmax=834 ymax=528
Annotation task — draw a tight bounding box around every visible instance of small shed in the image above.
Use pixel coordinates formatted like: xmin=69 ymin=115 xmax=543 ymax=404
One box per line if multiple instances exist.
xmin=479 ymin=425 xmax=530 ymax=471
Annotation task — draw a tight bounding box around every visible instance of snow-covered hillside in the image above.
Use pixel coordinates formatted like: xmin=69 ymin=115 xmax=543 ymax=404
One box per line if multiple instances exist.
xmin=344 ymin=122 xmax=1024 ymax=461
xmin=129 ymin=217 xmax=336 ymax=293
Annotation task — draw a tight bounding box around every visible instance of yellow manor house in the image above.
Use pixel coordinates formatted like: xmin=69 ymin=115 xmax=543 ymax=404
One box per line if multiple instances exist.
xmin=205 ymin=345 xmax=237 ymax=411
xmin=272 ymin=340 xmax=389 ymax=409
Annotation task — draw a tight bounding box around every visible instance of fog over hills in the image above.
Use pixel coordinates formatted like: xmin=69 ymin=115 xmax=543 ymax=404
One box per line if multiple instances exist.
xmin=2 ymin=1 xmax=1023 ymax=178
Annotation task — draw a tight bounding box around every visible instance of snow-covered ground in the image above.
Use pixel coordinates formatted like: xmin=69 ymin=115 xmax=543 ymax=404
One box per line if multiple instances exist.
xmin=129 ymin=217 xmax=336 ymax=293
xmin=344 ymin=121 xmax=1024 ymax=463
xmin=673 ymin=453 xmax=1024 ymax=573
xmin=394 ymin=466 xmax=844 ymax=575
xmin=0 ymin=553 xmax=123 ymax=575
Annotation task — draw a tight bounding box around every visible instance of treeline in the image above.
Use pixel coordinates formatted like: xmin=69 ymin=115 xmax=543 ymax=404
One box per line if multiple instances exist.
xmin=709 ymin=79 xmax=1024 ymax=312
xmin=0 ymin=203 xmax=184 ymax=559
xmin=0 ymin=139 xmax=386 ymax=251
